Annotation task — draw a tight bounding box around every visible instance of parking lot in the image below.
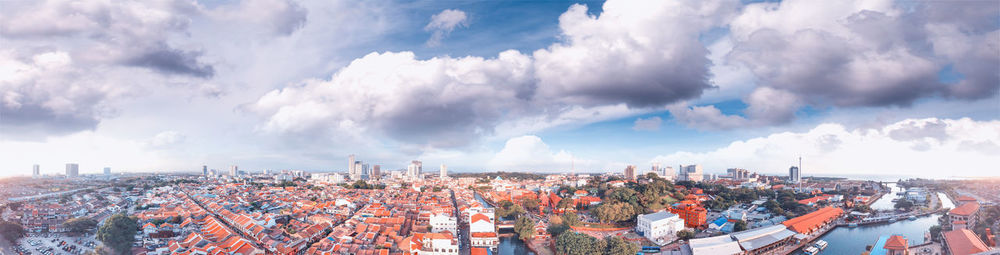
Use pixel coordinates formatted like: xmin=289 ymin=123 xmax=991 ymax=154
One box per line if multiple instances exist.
xmin=14 ymin=234 xmax=99 ymax=255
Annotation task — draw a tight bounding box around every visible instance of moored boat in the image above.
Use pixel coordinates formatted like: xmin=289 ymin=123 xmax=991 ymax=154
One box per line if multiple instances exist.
xmin=813 ymin=240 xmax=828 ymax=250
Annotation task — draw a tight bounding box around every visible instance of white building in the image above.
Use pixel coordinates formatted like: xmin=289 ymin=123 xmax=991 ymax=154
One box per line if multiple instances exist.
xmin=65 ymin=163 xmax=79 ymax=177
xmin=469 ymin=212 xmax=495 ymax=233
xmin=103 ymin=167 xmax=111 ymax=175
xmin=407 ymin=160 xmax=423 ymax=179
xmin=32 ymin=164 xmax=40 ymax=178
xmin=229 ymin=165 xmax=239 ymax=176
xmin=636 ymin=211 xmax=685 ymax=242
xmin=429 ymin=213 xmax=457 ymax=234
xmin=310 ymin=173 xmax=345 ymax=184
xmin=678 ymin=165 xmax=703 ymax=182
xmin=440 ymin=164 xmax=447 ymax=179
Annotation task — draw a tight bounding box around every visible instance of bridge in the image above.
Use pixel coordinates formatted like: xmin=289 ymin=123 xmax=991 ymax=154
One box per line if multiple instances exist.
xmin=497 ymin=220 xmax=515 ymax=230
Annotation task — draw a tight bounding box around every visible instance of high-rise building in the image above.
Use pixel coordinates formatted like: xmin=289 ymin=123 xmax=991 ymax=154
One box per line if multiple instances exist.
xmin=202 ymin=165 xmax=208 ymax=175
xmin=230 ymin=165 xmax=239 ymax=176
xmin=66 ymin=163 xmax=79 ymax=177
xmin=407 ymin=160 xmax=422 ymax=179
xmin=103 ymin=167 xmax=111 ymax=175
xmin=348 ymin=154 xmax=356 ymax=178
xmin=678 ymin=164 xmax=703 ymax=182
xmin=372 ymin=165 xmax=381 ymax=180
xmin=662 ymin=166 xmax=675 ymax=180
xmin=440 ymin=164 xmax=448 ymax=178
xmin=361 ymin=163 xmax=370 ymax=180
xmin=651 ymin=163 xmax=661 ymax=176
xmin=789 ymin=157 xmax=802 ymax=183
xmin=33 ymin=164 xmax=40 ymax=178
xmin=624 ymin=165 xmax=636 ymax=180
xmin=727 ymin=168 xmax=750 ymax=180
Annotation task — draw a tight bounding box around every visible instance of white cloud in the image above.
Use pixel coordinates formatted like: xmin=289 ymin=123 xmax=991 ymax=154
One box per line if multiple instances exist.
xmin=0 ymin=131 xmax=182 ymax=175
xmin=632 ymin=117 xmax=662 ymax=131
xmin=651 ymin=118 xmax=1000 ymax=177
xmin=488 ymin=135 xmax=612 ymax=172
xmin=424 ymin=9 xmax=468 ymax=46
xmin=147 ymin=131 xmax=185 ymax=148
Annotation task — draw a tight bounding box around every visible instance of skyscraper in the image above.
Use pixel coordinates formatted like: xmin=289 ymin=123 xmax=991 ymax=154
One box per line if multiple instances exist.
xmin=789 ymin=157 xmax=802 ymax=183
xmin=407 ymin=160 xmax=422 ymax=179
xmin=202 ymin=165 xmax=208 ymax=175
xmin=103 ymin=167 xmax=111 ymax=175
xmin=373 ymin=165 xmax=381 ymax=180
xmin=230 ymin=165 xmax=239 ymax=176
xmin=440 ymin=164 xmax=447 ymax=179
xmin=678 ymin=164 xmax=703 ymax=182
xmin=66 ymin=163 xmax=79 ymax=177
xmin=361 ymin=163 xmax=370 ymax=180
xmin=651 ymin=163 xmax=661 ymax=176
xmin=348 ymin=154 xmax=356 ymax=178
xmin=624 ymin=165 xmax=636 ymax=180
xmin=32 ymin=164 xmax=40 ymax=178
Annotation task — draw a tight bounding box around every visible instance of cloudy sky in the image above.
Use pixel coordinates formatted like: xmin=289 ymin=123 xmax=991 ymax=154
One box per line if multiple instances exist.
xmin=1 ymin=0 xmax=998 ymax=178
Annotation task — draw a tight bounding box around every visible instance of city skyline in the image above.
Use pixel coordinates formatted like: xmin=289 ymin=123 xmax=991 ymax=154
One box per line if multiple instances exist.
xmin=1 ymin=0 xmax=998 ymax=178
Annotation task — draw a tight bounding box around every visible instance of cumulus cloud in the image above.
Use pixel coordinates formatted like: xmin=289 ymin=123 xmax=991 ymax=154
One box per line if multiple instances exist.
xmin=208 ymin=0 xmax=308 ymax=36
xmin=488 ymin=135 xmax=613 ymax=172
xmin=632 ymin=117 xmax=662 ymax=131
xmin=533 ymin=0 xmax=737 ymax=107
xmin=146 ymin=131 xmax=186 ymax=148
xmin=715 ymin=0 xmax=997 ymax=121
xmin=252 ymin=50 xmax=535 ymax=148
xmin=424 ymin=9 xmax=468 ymax=46
xmin=651 ymin=118 xmax=1000 ymax=177
xmin=254 ymin=0 xmax=739 ymax=149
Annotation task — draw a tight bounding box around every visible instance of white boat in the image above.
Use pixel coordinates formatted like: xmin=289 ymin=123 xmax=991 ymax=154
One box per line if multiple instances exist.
xmin=804 ymin=246 xmax=820 ymax=255
xmin=814 ymin=240 xmax=828 ymax=250
xmin=908 ymin=216 xmax=917 ymax=220
xmin=848 ymin=223 xmax=858 ymax=227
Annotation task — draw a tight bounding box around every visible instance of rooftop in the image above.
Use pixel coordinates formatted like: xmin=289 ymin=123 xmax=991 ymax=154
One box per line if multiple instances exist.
xmin=943 ymin=229 xmax=991 ymax=255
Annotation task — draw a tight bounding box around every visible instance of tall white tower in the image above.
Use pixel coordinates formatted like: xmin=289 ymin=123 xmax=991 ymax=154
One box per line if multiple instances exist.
xmin=348 ymin=154 xmax=356 ymax=177
xmin=440 ymin=164 xmax=447 ymax=179
xmin=33 ymin=164 xmax=40 ymax=178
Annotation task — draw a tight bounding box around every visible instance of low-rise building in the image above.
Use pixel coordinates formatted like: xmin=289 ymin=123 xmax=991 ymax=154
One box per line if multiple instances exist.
xmin=943 ymin=229 xmax=993 ymax=255
xmin=636 ymin=211 xmax=685 ymax=242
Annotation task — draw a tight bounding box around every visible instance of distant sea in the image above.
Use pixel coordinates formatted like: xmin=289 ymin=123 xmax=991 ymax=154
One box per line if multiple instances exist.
xmin=805 ymin=174 xmax=988 ymax=182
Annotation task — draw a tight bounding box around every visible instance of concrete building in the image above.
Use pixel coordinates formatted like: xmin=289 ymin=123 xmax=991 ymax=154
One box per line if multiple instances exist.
xmin=943 ymin=229 xmax=992 ymax=255
xmin=789 ymin=166 xmax=801 ymax=183
xmin=678 ymin=165 xmax=703 ymax=182
xmin=429 ymin=213 xmax=457 ymax=234
xmin=103 ymin=167 xmax=111 ymax=175
xmin=727 ymin=168 xmax=750 ymax=180
xmin=407 ymin=160 xmax=422 ymax=179
xmin=33 ymin=164 xmax=40 ymax=178
xmin=949 ymin=201 xmax=980 ymax=230
xmin=65 ymin=163 xmax=79 ymax=177
xmin=625 ymin=165 xmax=636 ymax=180
xmin=229 ymin=165 xmax=239 ymax=176
xmin=636 ymin=211 xmax=685 ymax=242
xmin=372 ymin=165 xmax=381 ymax=180
xmin=202 ymin=165 xmax=208 ymax=175
xmin=440 ymin=164 xmax=447 ymax=178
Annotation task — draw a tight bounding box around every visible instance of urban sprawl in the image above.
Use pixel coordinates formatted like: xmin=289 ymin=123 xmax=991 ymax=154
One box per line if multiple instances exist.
xmin=1 ymin=157 xmax=998 ymax=255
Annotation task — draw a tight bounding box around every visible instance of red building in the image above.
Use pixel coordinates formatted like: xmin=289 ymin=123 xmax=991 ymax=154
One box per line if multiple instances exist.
xmin=670 ymin=200 xmax=707 ymax=228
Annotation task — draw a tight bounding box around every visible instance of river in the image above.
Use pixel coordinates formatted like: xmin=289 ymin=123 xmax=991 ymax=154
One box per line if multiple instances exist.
xmin=796 ymin=191 xmax=956 ymax=254
xmin=475 ymin=193 xmax=535 ymax=255
xmin=870 ymin=182 xmax=904 ymax=211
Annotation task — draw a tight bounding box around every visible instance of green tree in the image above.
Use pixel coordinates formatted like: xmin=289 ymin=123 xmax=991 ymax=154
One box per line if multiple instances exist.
xmin=593 ymin=202 xmax=639 ymax=223
xmin=556 ymin=197 xmax=576 ymax=211
xmin=97 ymin=214 xmax=139 ymax=255
xmin=0 ymin=221 xmax=25 ymax=243
xmin=603 ymin=236 xmax=639 ymax=255
xmin=65 ymin=217 xmax=99 ymax=235
xmin=556 ymin=232 xmax=605 ymax=255
xmin=561 ymin=212 xmax=582 ymax=227
xmin=547 ymin=223 xmax=570 ymax=237
xmin=676 ymin=229 xmax=695 ymax=241
xmin=521 ymin=198 xmax=540 ymax=212
xmin=733 ymin=220 xmax=748 ymax=232
xmin=514 ymin=216 xmax=535 ymax=241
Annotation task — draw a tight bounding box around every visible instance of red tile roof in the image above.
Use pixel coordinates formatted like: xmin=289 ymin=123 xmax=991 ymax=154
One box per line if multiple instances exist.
xmin=883 ymin=235 xmax=907 ymax=250
xmin=782 ymin=207 xmax=843 ymax=234
xmin=943 ymin=229 xmax=990 ymax=255
xmin=949 ymin=202 xmax=979 ymax=216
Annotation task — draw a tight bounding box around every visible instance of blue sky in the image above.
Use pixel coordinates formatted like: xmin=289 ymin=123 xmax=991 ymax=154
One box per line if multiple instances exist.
xmin=1 ymin=0 xmax=998 ymax=178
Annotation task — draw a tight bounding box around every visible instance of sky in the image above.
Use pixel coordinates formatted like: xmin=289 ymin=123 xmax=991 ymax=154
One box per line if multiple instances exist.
xmin=1 ymin=0 xmax=998 ymax=178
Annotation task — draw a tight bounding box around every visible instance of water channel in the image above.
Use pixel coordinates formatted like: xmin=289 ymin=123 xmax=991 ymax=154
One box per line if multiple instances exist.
xmin=796 ymin=190 xmax=955 ymax=254
xmin=475 ymin=193 xmax=535 ymax=255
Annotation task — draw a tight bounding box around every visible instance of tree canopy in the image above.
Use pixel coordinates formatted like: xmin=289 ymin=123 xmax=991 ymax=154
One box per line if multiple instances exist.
xmin=556 ymin=232 xmax=605 ymax=255
xmin=0 ymin=221 xmax=25 ymax=243
xmin=97 ymin=213 xmax=139 ymax=255
xmin=65 ymin=217 xmax=99 ymax=235
xmin=514 ymin=216 xmax=535 ymax=241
